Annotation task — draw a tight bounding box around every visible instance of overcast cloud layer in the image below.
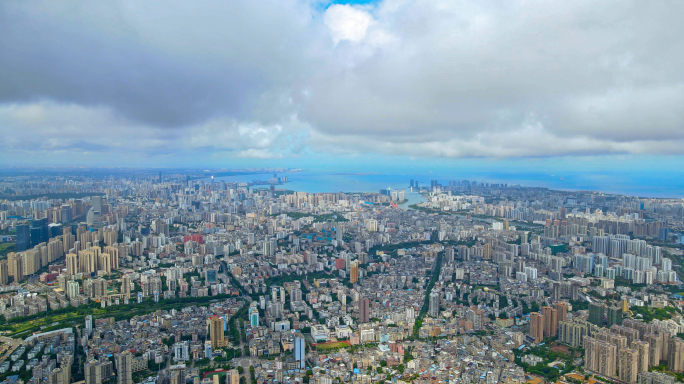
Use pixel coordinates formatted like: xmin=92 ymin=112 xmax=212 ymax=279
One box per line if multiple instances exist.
xmin=0 ymin=0 xmax=683 ymax=165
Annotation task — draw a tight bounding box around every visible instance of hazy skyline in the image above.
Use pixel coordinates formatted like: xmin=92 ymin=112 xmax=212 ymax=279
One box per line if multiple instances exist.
xmin=1 ymin=1 xmax=683 ymax=167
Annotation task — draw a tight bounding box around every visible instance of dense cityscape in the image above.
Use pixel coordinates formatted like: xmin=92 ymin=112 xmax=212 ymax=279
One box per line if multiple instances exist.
xmin=0 ymin=169 xmax=681 ymax=384
xmin=1 ymin=0 xmax=683 ymax=383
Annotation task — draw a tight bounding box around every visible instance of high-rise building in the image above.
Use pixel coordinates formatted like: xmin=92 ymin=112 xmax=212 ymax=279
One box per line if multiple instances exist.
xmin=61 ymin=205 xmax=72 ymax=223
xmin=588 ymin=302 xmax=605 ymax=326
xmin=466 ymin=308 xmax=484 ymax=330
xmin=121 ymin=274 xmax=131 ymax=299
xmin=559 ymin=319 xmax=598 ymax=347
xmin=644 ymin=333 xmax=662 ymax=367
xmin=483 ymin=243 xmax=492 ymax=259
xmin=349 ymin=260 xmax=359 ymax=284
xmin=262 ymin=239 xmax=276 ymax=256
xmin=294 ymin=332 xmax=306 ymax=369
xmin=16 ymin=224 xmax=30 ymax=252
xmin=47 ymin=239 xmax=63 ymax=263
xmin=67 ymin=280 xmax=80 ymax=298
xmin=595 ymin=330 xmax=628 ymax=350
xmin=306 ymin=252 xmax=317 ymax=267
xmin=49 ymin=367 xmax=70 ymax=384
xmin=607 ymin=306 xmax=623 ymax=327
xmin=169 ymin=366 xmax=186 ymax=384
xmin=445 ymin=247 xmax=455 ymax=264
xmin=78 ymin=249 xmax=96 ymax=275
xmin=8 ymin=253 xmax=23 ymax=282
xmin=593 ymin=236 xmax=610 ymax=255
xmin=667 ymin=338 xmax=684 ymax=373
xmin=359 ymin=298 xmax=370 ymax=323
xmin=204 ymin=341 xmax=212 ymax=359
xmin=249 ymin=307 xmax=259 ymax=327
xmin=173 ymin=341 xmax=189 ymax=361
xmin=428 ymin=292 xmax=440 ymax=318
xmin=92 ymin=278 xmax=107 ymax=298
xmin=542 ymin=306 xmax=558 ymax=337
xmin=638 ymin=371 xmax=676 ymax=384
xmin=227 ymin=369 xmax=240 ymax=384
xmin=84 ymin=360 xmax=100 ymax=384
xmin=31 ymin=218 xmax=49 ymax=246
xmin=585 ymin=336 xmax=617 ymax=378
xmin=529 ymin=312 xmax=544 ymax=343
xmin=116 ymin=351 xmax=133 ymax=384
xmin=208 ymin=315 xmax=228 ymax=348
xmin=0 ymin=260 xmax=7 ymax=286
xmin=85 ymin=359 xmax=113 ymax=384
xmin=91 ymin=196 xmax=103 ymax=214
xmin=619 ymin=348 xmax=639 ymax=384
xmin=631 ymin=340 xmax=650 ymax=375
xmin=85 ymin=315 xmax=93 ymax=336
xmin=63 ymin=231 xmax=75 ymax=253
xmin=555 ymin=301 xmax=568 ymax=323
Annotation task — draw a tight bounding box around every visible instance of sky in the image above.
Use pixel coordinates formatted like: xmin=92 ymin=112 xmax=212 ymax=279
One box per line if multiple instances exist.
xmin=0 ymin=0 xmax=683 ymax=171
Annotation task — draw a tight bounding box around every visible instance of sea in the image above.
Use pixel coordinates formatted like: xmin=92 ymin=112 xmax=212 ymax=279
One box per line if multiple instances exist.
xmin=207 ymin=167 xmax=684 ymax=200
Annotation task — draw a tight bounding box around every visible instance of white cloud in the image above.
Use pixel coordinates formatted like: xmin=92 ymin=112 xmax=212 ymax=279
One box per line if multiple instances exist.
xmin=0 ymin=101 xmax=301 ymax=161
xmin=324 ymin=4 xmax=374 ymax=44
xmin=234 ymin=149 xmax=283 ymax=159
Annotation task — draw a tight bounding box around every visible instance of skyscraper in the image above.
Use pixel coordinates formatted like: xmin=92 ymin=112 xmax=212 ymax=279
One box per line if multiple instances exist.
xmin=227 ymin=369 xmax=240 ymax=384
xmin=667 ymin=338 xmax=684 ymax=373
xmin=31 ymin=218 xmax=49 ymax=245
xmin=0 ymin=260 xmax=7 ymax=286
xmin=350 ymin=259 xmax=359 ymax=284
xmin=555 ymin=301 xmax=568 ymax=323
xmin=638 ymin=372 xmax=676 ymax=384
xmin=61 ymin=205 xmax=72 ymax=223
xmin=294 ymin=332 xmax=306 ymax=369
xmin=584 ymin=337 xmax=617 ymax=378
xmin=208 ymin=315 xmax=228 ymax=348
xmin=8 ymin=253 xmax=23 ymax=283
xmin=607 ymin=306 xmax=623 ymax=327
xmin=64 ymin=253 xmax=77 ymax=277
xmin=85 ymin=315 xmax=93 ymax=336
xmin=529 ymin=312 xmax=544 ymax=343
xmin=429 ymin=292 xmax=440 ymax=318
xmin=631 ymin=340 xmax=649 ymax=375
xmin=121 ymin=274 xmax=131 ymax=299
xmin=169 ymin=366 xmax=185 ymax=384
xmin=116 ymin=351 xmax=133 ymax=384
xmin=16 ymin=224 xmax=30 ymax=252
xmin=359 ymin=298 xmax=370 ymax=323
xmin=588 ymin=302 xmax=605 ymax=326
xmin=67 ymin=280 xmax=79 ymax=298
xmin=558 ymin=319 xmax=597 ymax=347
xmin=84 ymin=360 xmax=101 ymax=384
xmin=204 ymin=340 xmax=212 ymax=359
xmin=91 ymin=196 xmax=103 ymax=214
xmin=618 ymin=348 xmax=639 ymax=384
xmin=49 ymin=367 xmax=70 ymax=384
xmin=542 ymin=306 xmax=558 ymax=337
xmin=249 ymin=307 xmax=259 ymax=327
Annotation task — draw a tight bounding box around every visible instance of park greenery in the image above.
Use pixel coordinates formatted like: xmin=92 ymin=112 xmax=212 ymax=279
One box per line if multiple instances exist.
xmin=631 ymin=305 xmax=676 ymax=322
xmin=0 ymin=293 xmax=242 ymax=338
xmin=412 ymin=253 xmax=443 ymax=339
xmin=513 ymin=343 xmax=576 ymax=382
